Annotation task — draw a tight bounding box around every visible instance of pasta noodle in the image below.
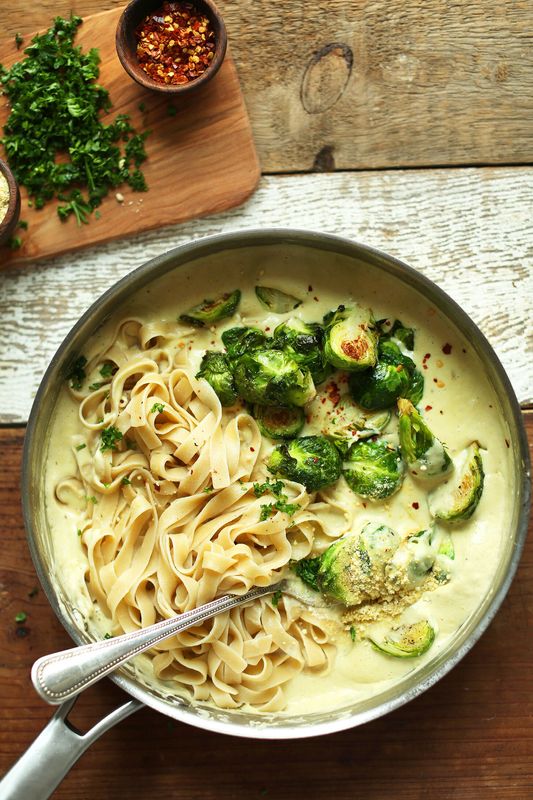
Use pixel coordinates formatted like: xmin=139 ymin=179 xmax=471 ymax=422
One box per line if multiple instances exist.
xmin=55 ymin=319 xmax=340 ymax=711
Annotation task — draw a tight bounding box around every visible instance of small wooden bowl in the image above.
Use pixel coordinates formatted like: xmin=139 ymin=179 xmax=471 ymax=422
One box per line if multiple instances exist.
xmin=116 ymin=0 xmax=227 ymax=96
xmin=0 ymin=158 xmax=21 ymax=247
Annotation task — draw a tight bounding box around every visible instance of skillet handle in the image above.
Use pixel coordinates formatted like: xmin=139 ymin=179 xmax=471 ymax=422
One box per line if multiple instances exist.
xmin=0 ymin=695 xmax=142 ymax=800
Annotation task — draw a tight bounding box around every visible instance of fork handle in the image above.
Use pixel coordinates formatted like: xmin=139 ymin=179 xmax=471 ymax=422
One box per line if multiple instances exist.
xmin=31 ymin=583 xmax=279 ymax=705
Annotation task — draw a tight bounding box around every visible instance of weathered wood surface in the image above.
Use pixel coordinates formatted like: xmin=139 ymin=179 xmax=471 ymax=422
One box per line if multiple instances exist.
xmin=2 ymin=1 xmax=532 ymax=171
xmin=0 ymin=9 xmax=260 ymax=266
xmin=0 ymin=167 xmax=531 ymax=423
xmin=0 ymin=421 xmax=531 ymax=798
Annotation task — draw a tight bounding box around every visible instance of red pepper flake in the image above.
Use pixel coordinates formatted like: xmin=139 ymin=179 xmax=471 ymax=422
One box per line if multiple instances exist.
xmin=250 ymin=447 xmax=255 ymax=452
xmin=135 ymin=2 xmax=216 ymax=86
xmin=308 ymin=285 xmax=313 ymax=292
xmin=505 ymin=439 xmax=510 ymax=448
xmin=442 ymin=343 xmax=452 ymax=355
xmin=326 ymin=381 xmax=340 ymax=407
xmin=313 ymin=296 xmax=319 ymax=302
xmin=412 ymin=502 xmax=419 ymax=510
xmin=265 ymin=327 xmax=270 ymax=332
xmin=424 ymin=405 xmax=432 ymax=412
xmin=362 ymin=502 xmax=367 ymax=509
xmin=424 ymin=353 xmax=431 ymax=361
xmin=321 ymin=397 xmax=326 ymax=404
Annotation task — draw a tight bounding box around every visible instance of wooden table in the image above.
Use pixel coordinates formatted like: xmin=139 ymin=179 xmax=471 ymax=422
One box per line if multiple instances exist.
xmin=0 ymin=2 xmax=532 ymax=797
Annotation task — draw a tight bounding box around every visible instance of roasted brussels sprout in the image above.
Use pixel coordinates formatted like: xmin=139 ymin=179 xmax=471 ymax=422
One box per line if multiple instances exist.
xmin=343 ymin=438 xmax=404 ymax=499
xmin=429 ymin=442 xmax=484 ymax=523
xmin=349 ymin=339 xmax=424 ymax=410
xmin=368 ymin=620 xmax=435 ymax=658
xmin=233 ymin=349 xmax=316 ymax=407
xmin=398 ymin=398 xmax=452 ymax=478
xmin=273 ymin=318 xmax=331 ymax=384
xmin=255 ymin=286 xmax=302 ymax=313
xmin=221 ymin=326 xmax=267 ymax=359
xmin=323 ymin=305 xmax=379 ymax=371
xmin=253 ymin=404 xmax=305 ymax=439
xmin=179 ymin=290 xmax=241 ymax=327
xmin=268 ymin=435 xmax=342 ymax=491
xmin=196 ymin=352 xmax=237 ymax=406
xmin=313 ymin=393 xmax=391 ymax=456
xmin=310 ymin=524 xmax=400 ymax=605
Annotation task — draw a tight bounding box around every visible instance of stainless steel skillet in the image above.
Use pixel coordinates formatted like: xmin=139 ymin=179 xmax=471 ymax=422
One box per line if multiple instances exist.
xmin=2 ymin=229 xmax=529 ymax=798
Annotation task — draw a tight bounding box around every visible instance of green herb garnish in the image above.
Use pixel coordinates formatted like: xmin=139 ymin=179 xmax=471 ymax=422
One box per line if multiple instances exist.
xmin=349 ymin=626 xmax=357 ymax=642
xmin=75 ymin=443 xmax=86 ymax=451
xmin=66 ymin=355 xmax=87 ymax=390
xmin=99 ymin=362 xmax=115 ymax=378
xmin=15 ymin=611 xmax=27 ymax=623
xmin=89 ymin=382 xmax=103 ymax=391
xmin=150 ymin=402 xmax=165 ymax=414
xmin=8 ymin=236 xmax=22 ymax=249
xmin=100 ymin=426 xmax=123 ymax=452
xmin=271 ymin=590 xmax=282 ymax=607
xmin=255 ymin=479 xmax=300 ymax=521
xmin=0 ymin=16 xmax=150 ymax=222
xmin=121 ymin=476 xmax=131 ymax=486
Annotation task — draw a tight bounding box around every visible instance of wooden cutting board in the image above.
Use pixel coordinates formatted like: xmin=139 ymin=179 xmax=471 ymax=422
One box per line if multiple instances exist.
xmin=0 ymin=7 xmax=260 ymax=267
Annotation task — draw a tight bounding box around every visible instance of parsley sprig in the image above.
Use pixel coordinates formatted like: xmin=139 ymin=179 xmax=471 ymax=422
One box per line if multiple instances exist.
xmin=0 ymin=16 xmax=150 ymax=223
xmin=254 ymin=479 xmax=300 ymax=521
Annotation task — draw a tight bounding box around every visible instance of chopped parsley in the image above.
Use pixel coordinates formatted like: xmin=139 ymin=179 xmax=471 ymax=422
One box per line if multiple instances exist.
xmin=8 ymin=235 xmax=22 ymax=250
xmin=75 ymin=443 xmax=86 ymax=451
xmin=66 ymin=355 xmax=87 ymax=390
xmin=104 ymin=633 xmax=113 ymax=639
xmin=15 ymin=611 xmax=27 ymax=623
xmin=89 ymin=381 xmax=104 ymax=391
xmin=18 ymin=219 xmax=28 ymax=230
xmin=85 ymin=495 xmax=97 ymax=504
xmin=203 ymin=485 xmax=214 ymax=493
xmin=121 ymin=476 xmax=131 ymax=485
xmin=349 ymin=626 xmax=357 ymax=642
xmin=99 ymin=362 xmax=115 ymax=378
xmin=150 ymin=402 xmax=165 ymax=414
xmin=0 ymin=16 xmax=150 ymax=223
xmin=271 ymin=590 xmax=282 ymax=607
xmin=77 ymin=528 xmax=82 ymax=536
xmin=28 ymin=587 xmax=39 ymax=599
xmin=100 ymin=426 xmax=123 ymax=452
xmin=255 ymin=479 xmax=300 ymax=521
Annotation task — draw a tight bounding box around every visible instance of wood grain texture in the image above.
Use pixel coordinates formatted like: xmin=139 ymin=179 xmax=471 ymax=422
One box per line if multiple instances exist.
xmin=0 ymin=421 xmax=531 ymax=799
xmin=0 ymin=166 xmax=531 ymax=423
xmin=2 ymin=1 xmax=532 ymax=171
xmin=0 ymin=8 xmax=260 ymax=266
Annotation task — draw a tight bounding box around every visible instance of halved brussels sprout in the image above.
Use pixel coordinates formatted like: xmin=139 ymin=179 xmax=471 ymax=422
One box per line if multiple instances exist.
xmin=316 ymin=393 xmax=391 ymax=453
xmin=398 ymin=398 xmax=452 ymax=478
xmin=233 ymin=349 xmax=316 ymax=407
xmin=323 ymin=305 xmax=379 ymax=371
xmin=255 ymin=286 xmax=302 ymax=313
xmin=253 ymin=404 xmax=305 ymax=439
xmin=221 ymin=326 xmax=266 ymax=359
xmin=273 ymin=318 xmax=331 ymax=385
xmin=343 ymin=438 xmax=404 ymax=500
xmin=196 ymin=352 xmax=237 ymax=407
xmin=268 ymin=435 xmax=342 ymax=492
xmin=179 ymin=290 xmax=241 ymax=327
xmin=368 ymin=620 xmax=435 ymax=658
xmin=429 ymin=442 xmax=484 ymax=523
xmin=349 ymin=340 xmax=423 ymax=410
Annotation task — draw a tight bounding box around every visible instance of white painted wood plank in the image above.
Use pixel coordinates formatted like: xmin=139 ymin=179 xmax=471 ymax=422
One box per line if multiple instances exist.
xmin=0 ymin=167 xmax=531 ymax=423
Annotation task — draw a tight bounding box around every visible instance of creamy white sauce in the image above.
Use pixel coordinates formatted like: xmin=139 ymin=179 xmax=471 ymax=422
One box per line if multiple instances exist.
xmin=43 ymin=244 xmax=514 ymax=716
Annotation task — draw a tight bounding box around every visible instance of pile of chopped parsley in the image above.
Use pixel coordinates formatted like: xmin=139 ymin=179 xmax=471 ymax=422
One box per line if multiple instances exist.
xmin=0 ymin=16 xmax=149 ymax=224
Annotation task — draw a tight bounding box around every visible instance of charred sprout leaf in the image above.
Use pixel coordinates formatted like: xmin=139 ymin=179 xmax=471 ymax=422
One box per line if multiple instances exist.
xmin=429 ymin=442 xmax=484 ymax=523
xmin=179 ymin=290 xmax=241 ymax=327
xmin=66 ymin=355 xmax=87 ymax=390
xmin=349 ymin=339 xmax=423 ymax=410
xmin=0 ymin=16 xmax=149 ymax=220
xmin=323 ymin=305 xmax=378 ymax=371
xmin=273 ymin=318 xmax=331 ymax=385
xmin=343 ymin=439 xmax=404 ymax=500
xmin=221 ymin=326 xmax=266 ymax=359
xmin=398 ymin=398 xmax=452 ymax=478
xmin=292 ymin=556 xmax=322 ymax=592
xmin=368 ymin=620 xmax=435 ymax=658
xmin=196 ymin=352 xmax=237 ymax=407
xmin=253 ymin=404 xmax=305 ymax=439
xmin=233 ymin=349 xmax=315 ymax=407
xmin=255 ymin=286 xmax=302 ymax=313
xmin=100 ymin=426 xmax=123 ymax=452
xmin=268 ymin=435 xmax=341 ymax=492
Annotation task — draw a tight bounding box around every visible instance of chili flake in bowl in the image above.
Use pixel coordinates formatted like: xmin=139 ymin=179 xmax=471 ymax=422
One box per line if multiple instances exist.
xmin=116 ymin=0 xmax=227 ymax=95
